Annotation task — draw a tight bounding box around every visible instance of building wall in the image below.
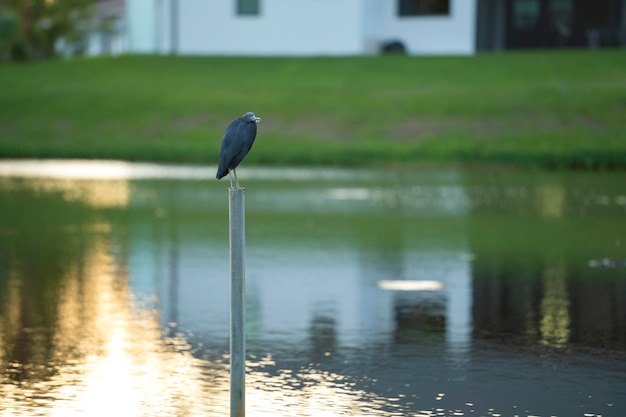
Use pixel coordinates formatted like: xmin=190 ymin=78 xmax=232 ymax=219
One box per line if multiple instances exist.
xmin=125 ymin=0 xmax=477 ymax=56
xmin=361 ymin=0 xmax=386 ymax=53
xmin=173 ymin=0 xmax=363 ymax=55
xmin=375 ymin=0 xmax=477 ymax=55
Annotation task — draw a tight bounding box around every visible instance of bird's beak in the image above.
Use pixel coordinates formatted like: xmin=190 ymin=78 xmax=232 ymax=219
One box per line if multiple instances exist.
xmin=255 ymin=117 xmax=262 ymax=123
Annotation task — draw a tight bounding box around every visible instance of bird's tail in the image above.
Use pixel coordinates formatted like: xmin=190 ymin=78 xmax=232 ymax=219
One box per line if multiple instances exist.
xmin=216 ymin=166 xmax=229 ymax=180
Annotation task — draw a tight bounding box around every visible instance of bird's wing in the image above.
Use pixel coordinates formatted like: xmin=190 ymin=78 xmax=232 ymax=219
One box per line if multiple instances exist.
xmin=244 ymin=121 xmax=257 ymax=153
xmin=228 ymin=120 xmax=257 ymax=166
xmin=216 ymin=117 xmax=258 ymax=179
xmin=217 ymin=121 xmax=241 ymax=178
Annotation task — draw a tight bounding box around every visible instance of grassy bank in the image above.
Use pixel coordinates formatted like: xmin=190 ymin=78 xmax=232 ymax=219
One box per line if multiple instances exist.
xmin=0 ymin=50 xmax=625 ymax=168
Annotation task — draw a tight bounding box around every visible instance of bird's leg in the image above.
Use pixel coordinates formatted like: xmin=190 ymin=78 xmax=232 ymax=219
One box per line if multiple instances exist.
xmin=233 ymin=168 xmax=241 ymax=188
xmin=228 ymin=170 xmax=235 ymax=188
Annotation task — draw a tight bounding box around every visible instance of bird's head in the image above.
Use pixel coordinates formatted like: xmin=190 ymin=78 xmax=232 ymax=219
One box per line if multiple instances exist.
xmin=243 ymin=112 xmax=262 ymax=123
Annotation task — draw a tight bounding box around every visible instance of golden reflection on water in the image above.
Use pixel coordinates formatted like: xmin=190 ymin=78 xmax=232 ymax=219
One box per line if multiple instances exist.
xmin=536 ymin=183 xmax=565 ymax=218
xmin=1 ymin=234 xmax=214 ymax=417
xmin=1 ymin=251 xmax=405 ymax=417
xmin=0 ymin=168 xmax=409 ymax=417
xmin=0 ymin=224 xmax=403 ymax=417
xmin=539 ymin=261 xmax=571 ymax=347
xmin=20 ymin=178 xmax=130 ymax=209
xmin=245 ymin=366 xmax=406 ymax=417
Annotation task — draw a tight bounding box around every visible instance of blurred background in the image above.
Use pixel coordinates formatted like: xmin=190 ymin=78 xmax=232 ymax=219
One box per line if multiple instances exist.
xmin=1 ymin=0 xmax=625 ymax=58
xmin=1 ymin=1 xmax=625 ymax=417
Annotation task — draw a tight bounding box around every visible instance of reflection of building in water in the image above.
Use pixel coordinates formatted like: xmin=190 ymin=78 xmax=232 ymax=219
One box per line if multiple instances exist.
xmin=143 ymin=242 xmax=475 ymax=362
xmin=309 ymin=312 xmax=338 ymax=360
xmin=353 ymin=178 xmax=473 ymax=364
xmin=570 ymin=268 xmax=626 ymax=348
xmin=5 ymin=162 xmax=626 ymax=416
xmin=393 ymin=290 xmax=447 ymax=344
xmin=0 ymin=170 xmax=423 ymax=417
xmin=465 ymin=172 xmax=626 ymax=350
xmin=386 ymin=252 xmax=473 ymax=365
xmin=471 ymin=255 xmax=626 ymax=349
xmin=120 ymin=174 xmax=626 ymax=360
xmin=126 ymin=177 xmax=475 ymax=368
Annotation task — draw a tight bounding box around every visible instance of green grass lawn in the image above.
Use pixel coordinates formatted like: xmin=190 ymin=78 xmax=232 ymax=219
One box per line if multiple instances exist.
xmin=0 ymin=50 xmax=625 ymax=168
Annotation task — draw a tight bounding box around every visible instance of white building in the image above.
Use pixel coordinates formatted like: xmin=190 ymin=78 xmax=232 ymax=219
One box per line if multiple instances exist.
xmin=92 ymin=0 xmax=626 ymax=56
xmin=125 ymin=0 xmax=476 ymax=56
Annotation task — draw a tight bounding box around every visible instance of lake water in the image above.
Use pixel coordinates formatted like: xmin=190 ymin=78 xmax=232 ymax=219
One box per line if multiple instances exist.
xmin=0 ymin=160 xmax=625 ymax=417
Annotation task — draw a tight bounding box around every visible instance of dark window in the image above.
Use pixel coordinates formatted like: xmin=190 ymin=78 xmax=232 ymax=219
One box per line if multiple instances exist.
xmin=511 ymin=0 xmax=540 ymax=30
xmin=237 ymin=0 xmax=260 ymax=16
xmin=398 ymin=0 xmax=451 ymax=16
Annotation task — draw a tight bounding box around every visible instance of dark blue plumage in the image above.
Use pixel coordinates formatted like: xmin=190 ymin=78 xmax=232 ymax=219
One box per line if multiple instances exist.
xmin=216 ymin=111 xmax=261 ymax=187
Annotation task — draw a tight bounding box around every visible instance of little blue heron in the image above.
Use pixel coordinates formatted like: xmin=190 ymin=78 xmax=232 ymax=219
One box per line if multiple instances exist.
xmin=216 ymin=111 xmax=262 ymax=188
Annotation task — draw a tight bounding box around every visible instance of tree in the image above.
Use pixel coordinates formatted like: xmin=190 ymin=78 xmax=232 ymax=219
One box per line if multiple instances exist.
xmin=0 ymin=0 xmax=95 ymax=61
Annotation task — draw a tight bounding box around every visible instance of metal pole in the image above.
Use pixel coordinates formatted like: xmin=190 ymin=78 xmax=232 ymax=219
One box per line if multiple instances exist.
xmin=228 ymin=186 xmax=246 ymax=417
